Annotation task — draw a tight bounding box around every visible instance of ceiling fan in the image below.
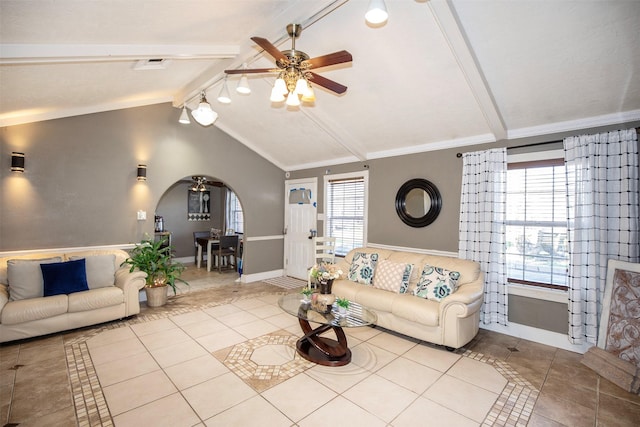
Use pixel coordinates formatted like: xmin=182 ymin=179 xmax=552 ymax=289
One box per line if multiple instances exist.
xmin=225 ymin=24 xmax=352 ymax=103
xmin=178 ymin=176 xmax=224 ymax=192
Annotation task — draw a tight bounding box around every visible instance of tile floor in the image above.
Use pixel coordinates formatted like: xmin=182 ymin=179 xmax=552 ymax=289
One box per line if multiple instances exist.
xmin=2 ymin=266 xmax=640 ymax=426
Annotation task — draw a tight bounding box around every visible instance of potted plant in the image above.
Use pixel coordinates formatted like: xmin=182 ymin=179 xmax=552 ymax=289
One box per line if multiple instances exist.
xmin=300 ymin=286 xmax=313 ymax=302
xmin=121 ymin=236 xmax=188 ymax=307
xmin=336 ymin=297 xmax=350 ymax=316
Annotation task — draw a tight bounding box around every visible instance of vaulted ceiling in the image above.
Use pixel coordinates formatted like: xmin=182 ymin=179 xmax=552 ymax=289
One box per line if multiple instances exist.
xmin=1 ymin=0 xmax=639 ymax=171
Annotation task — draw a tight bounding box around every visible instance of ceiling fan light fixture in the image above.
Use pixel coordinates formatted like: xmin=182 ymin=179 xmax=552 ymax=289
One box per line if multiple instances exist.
xmin=217 ymin=79 xmax=232 ymax=104
xmin=285 ymin=91 xmax=300 ymax=107
xmin=274 ymin=77 xmax=288 ymax=95
xmin=191 ymin=91 xmax=218 ymax=126
xmin=179 ymin=105 xmax=191 ymax=124
xmin=294 ymin=78 xmax=308 ymax=95
xmin=270 ymin=86 xmax=286 ymax=103
xmin=365 ymin=0 xmax=388 ymax=24
xmin=301 ymin=85 xmax=316 ymax=103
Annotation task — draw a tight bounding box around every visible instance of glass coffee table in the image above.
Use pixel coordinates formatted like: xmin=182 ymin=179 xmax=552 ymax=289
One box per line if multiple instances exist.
xmin=278 ymin=293 xmax=377 ymax=366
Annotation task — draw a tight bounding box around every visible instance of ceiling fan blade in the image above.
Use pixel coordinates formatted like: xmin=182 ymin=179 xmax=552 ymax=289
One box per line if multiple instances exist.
xmin=308 ymin=72 xmax=348 ymax=94
xmin=304 ymin=50 xmax=353 ymax=69
xmin=251 ymin=36 xmax=288 ymax=64
xmin=224 ymin=68 xmax=277 ymax=75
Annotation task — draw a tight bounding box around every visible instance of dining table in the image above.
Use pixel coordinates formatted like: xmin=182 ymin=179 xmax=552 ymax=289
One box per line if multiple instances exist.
xmin=196 ymin=237 xmax=220 ymax=272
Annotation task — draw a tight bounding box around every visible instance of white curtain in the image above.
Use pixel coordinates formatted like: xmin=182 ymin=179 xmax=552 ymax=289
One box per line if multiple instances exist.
xmin=564 ymin=128 xmax=639 ymax=345
xmin=459 ymin=148 xmax=508 ymax=325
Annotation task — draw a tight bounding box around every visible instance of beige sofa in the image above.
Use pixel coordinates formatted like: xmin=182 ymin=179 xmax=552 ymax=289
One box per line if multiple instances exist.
xmin=0 ymin=249 xmax=146 ymax=343
xmin=332 ymin=247 xmax=484 ymax=349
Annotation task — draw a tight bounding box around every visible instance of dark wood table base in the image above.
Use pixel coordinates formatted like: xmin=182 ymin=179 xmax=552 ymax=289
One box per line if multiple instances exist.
xmin=296 ymin=318 xmax=351 ymax=366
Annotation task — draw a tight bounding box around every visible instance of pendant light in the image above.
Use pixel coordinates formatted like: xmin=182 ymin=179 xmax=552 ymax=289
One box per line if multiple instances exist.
xmin=365 ymin=0 xmax=388 ymax=25
xmin=191 ymin=91 xmax=218 ymax=126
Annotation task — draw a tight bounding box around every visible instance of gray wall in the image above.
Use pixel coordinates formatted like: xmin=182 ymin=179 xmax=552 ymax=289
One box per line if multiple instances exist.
xmin=0 ymin=103 xmax=285 ymax=275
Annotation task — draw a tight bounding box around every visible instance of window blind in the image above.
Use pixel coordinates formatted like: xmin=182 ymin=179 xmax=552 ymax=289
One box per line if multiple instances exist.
xmin=326 ymin=176 xmax=365 ymax=256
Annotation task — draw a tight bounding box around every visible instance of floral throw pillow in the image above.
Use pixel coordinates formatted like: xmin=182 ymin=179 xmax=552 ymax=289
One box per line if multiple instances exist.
xmin=372 ymin=259 xmax=413 ymax=293
xmin=413 ymin=264 xmax=461 ymax=301
xmin=348 ymin=252 xmax=379 ymax=285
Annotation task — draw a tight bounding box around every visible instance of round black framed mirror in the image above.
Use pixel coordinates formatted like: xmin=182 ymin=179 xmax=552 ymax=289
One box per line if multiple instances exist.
xmin=395 ymin=178 xmax=442 ymax=227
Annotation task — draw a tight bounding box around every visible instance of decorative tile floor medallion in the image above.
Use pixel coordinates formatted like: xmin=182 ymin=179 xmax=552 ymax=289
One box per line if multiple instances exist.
xmin=214 ymin=333 xmax=315 ymax=392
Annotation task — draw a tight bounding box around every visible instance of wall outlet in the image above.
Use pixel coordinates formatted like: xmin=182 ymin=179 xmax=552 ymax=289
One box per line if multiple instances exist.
xmin=137 ymin=210 xmax=146 ymax=220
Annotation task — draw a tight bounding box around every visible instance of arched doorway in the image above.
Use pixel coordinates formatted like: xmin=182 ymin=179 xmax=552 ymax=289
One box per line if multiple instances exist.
xmin=154 ymin=175 xmax=244 ymax=266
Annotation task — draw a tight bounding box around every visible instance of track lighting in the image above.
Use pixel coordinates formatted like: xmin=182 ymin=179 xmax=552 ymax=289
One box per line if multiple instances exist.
xmin=179 ymin=105 xmax=190 ymax=124
xmin=217 ymin=78 xmax=232 ymax=104
xmin=191 ymin=91 xmax=218 ymax=126
xmin=365 ymin=0 xmax=388 ymax=25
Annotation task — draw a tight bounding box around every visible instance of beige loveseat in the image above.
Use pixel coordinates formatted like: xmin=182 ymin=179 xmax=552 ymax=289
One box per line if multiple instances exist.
xmin=0 ymin=249 xmax=147 ymax=343
xmin=332 ymin=247 xmax=484 ymax=349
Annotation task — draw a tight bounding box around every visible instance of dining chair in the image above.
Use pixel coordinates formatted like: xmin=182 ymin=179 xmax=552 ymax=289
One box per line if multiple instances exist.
xmin=193 ymin=231 xmax=211 ymax=266
xmin=216 ymin=235 xmax=239 ymax=273
xmin=313 ymin=236 xmax=336 ymax=264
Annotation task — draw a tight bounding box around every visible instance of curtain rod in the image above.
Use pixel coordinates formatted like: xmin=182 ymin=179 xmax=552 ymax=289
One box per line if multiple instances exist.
xmin=456 ymin=127 xmax=640 ymax=158
xmin=455 ymin=140 xmax=561 ymax=158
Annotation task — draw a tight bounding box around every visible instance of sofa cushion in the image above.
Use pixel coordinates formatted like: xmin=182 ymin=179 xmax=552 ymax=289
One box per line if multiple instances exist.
xmin=41 ymin=259 xmax=89 ymax=297
xmin=372 ymin=259 xmax=413 ymax=293
xmin=68 ymin=287 xmax=124 ymax=313
xmin=7 ymin=257 xmax=63 ymax=301
xmin=353 ymin=285 xmax=397 ymax=312
xmin=1 ymin=294 xmax=68 ymax=325
xmin=391 ymin=294 xmax=440 ymax=326
xmin=413 ymin=264 xmax=461 ymax=302
xmin=69 ymin=254 xmax=115 ymax=289
xmin=348 ymin=252 xmax=379 ymax=285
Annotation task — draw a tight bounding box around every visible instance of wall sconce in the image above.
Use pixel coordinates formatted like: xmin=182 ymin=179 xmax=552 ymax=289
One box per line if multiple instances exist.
xmin=11 ymin=152 xmax=25 ymax=172
xmin=137 ymin=164 xmax=147 ymax=181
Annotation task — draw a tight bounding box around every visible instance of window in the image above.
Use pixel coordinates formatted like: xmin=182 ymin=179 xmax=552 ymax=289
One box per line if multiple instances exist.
xmin=324 ymin=172 xmax=368 ymax=257
xmin=506 ymin=156 xmax=568 ymax=290
xmin=226 ymin=190 xmax=244 ymax=234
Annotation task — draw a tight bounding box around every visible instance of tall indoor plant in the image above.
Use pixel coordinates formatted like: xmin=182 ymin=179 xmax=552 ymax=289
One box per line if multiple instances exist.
xmin=121 ymin=236 xmax=188 ymax=307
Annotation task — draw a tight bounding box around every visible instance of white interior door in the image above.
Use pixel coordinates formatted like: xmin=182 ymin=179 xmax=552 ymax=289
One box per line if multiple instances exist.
xmin=284 ymin=178 xmax=317 ymax=280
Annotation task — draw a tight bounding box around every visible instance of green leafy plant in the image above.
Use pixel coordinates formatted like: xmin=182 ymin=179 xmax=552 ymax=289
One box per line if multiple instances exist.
xmin=336 ymin=297 xmax=350 ymax=309
xmin=301 ymin=287 xmax=314 ymax=297
xmin=121 ymin=236 xmax=188 ymax=295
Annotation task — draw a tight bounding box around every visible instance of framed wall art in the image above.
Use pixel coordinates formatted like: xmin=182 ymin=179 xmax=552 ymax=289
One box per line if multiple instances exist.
xmin=598 ymin=259 xmax=640 ymax=367
xmin=188 ymin=190 xmax=211 ymax=221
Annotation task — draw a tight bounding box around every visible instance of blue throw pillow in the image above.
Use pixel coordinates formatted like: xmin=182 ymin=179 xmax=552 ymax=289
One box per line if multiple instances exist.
xmin=41 ymin=259 xmax=89 ymax=297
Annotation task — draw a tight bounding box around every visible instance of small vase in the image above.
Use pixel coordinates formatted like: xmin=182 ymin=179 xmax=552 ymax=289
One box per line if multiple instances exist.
xmin=338 ymin=306 xmax=347 ymax=316
xmin=318 ymin=279 xmax=333 ymax=295
xmin=315 ymin=279 xmax=335 ymax=313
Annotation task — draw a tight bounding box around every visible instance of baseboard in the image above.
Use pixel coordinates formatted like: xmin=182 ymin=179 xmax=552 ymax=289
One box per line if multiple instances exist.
xmin=480 ymin=322 xmax=591 ymax=354
xmin=239 ymin=269 xmax=285 ymax=284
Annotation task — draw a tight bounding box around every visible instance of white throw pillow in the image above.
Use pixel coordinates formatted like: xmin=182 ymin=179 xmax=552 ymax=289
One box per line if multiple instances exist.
xmin=413 ymin=264 xmax=461 ymax=302
xmin=7 ymin=257 xmax=63 ymax=301
xmin=348 ymin=252 xmax=379 ymax=285
xmin=372 ymin=259 xmax=413 ymax=293
xmin=70 ymin=254 xmax=116 ymax=289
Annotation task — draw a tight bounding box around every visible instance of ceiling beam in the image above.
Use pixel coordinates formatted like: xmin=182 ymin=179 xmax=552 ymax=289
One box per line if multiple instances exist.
xmin=428 ymin=0 xmax=507 ymax=141
xmin=0 ymin=44 xmax=240 ymax=64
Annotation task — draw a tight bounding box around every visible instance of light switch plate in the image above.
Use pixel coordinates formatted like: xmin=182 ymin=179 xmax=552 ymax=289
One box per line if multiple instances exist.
xmin=137 ymin=210 xmax=147 ymax=220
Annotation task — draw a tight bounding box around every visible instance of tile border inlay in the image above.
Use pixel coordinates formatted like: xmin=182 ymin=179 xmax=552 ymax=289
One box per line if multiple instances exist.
xmin=62 ymin=290 xmax=539 ymax=426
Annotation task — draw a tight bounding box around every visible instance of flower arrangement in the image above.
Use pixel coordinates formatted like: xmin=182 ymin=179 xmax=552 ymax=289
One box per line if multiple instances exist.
xmin=309 ymin=262 xmax=343 ymax=283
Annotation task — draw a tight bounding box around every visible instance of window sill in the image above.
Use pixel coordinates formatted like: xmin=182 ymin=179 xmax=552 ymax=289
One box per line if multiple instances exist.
xmin=508 ymin=282 xmax=568 ymax=304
